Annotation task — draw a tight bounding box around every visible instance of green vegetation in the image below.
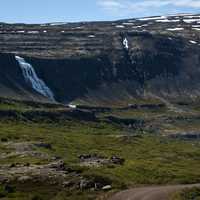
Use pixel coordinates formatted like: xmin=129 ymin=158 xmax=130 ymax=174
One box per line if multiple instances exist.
xmin=0 ymin=97 xmax=200 ymax=199
xmin=172 ymin=187 xmax=200 ymax=200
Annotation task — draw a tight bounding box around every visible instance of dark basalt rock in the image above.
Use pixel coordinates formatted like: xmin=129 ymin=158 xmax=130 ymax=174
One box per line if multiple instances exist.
xmin=169 ymin=132 xmax=200 ymax=140
xmin=119 ymin=103 xmax=165 ymax=110
xmin=110 ymin=156 xmax=125 ymax=165
xmin=4 ymin=185 xmax=14 ymax=193
xmin=0 ymin=14 xmax=200 ymax=104
xmin=106 ymin=116 xmax=145 ymax=128
xmin=0 ymin=109 xmax=97 ymax=122
xmin=76 ymin=105 xmax=112 ymax=112
xmin=48 ymin=160 xmax=66 ymax=171
xmin=34 ymin=143 xmax=52 ymax=149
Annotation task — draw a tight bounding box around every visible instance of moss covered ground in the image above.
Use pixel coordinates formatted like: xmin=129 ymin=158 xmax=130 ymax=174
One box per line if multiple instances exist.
xmin=0 ymin=98 xmax=200 ymax=199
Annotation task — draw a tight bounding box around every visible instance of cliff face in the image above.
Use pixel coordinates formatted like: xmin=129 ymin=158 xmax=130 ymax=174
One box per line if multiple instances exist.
xmin=0 ymin=14 xmax=200 ymax=104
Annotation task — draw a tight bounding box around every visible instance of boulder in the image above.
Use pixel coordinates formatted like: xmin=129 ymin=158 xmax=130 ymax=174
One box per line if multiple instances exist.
xmin=18 ymin=176 xmax=32 ymax=183
xmin=79 ymin=179 xmax=94 ymax=190
xmin=110 ymin=156 xmax=125 ymax=165
xmin=102 ymin=185 xmax=112 ymax=190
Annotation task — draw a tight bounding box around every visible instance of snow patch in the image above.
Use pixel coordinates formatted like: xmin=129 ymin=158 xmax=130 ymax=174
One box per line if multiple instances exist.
xmin=167 ymin=28 xmax=184 ymax=31
xmin=156 ymin=19 xmax=180 ymax=23
xmin=184 ymin=15 xmax=200 ymax=19
xmin=168 ymin=13 xmax=193 ymax=16
xmin=138 ymin=16 xmax=166 ymax=21
xmin=74 ymin=26 xmax=82 ymax=29
xmin=88 ymin=35 xmax=95 ymax=38
xmin=50 ymin=22 xmax=68 ymax=26
xmin=68 ymin=104 xmax=77 ymax=109
xmin=17 ymin=31 xmax=25 ymax=33
xmin=122 ymin=22 xmax=134 ymax=25
xmin=132 ymin=26 xmax=142 ymax=28
xmin=193 ymin=28 xmax=200 ymax=31
xmin=128 ymin=20 xmax=136 ymax=23
xmin=27 ymin=31 xmax=39 ymax=34
xmin=183 ymin=19 xmax=200 ymax=23
xmin=40 ymin=24 xmax=47 ymax=27
xmin=142 ymin=24 xmax=149 ymax=27
xmin=189 ymin=40 xmax=197 ymax=44
xmin=192 ymin=24 xmax=200 ymax=28
xmin=116 ymin=25 xmax=125 ymax=28
xmin=15 ymin=56 xmax=54 ymax=100
xmin=192 ymin=25 xmax=200 ymax=27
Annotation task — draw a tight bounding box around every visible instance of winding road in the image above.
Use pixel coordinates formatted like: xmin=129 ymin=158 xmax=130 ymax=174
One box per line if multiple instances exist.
xmin=109 ymin=184 xmax=200 ymax=200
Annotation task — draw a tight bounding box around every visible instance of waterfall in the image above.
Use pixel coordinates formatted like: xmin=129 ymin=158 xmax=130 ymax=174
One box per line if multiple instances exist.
xmin=15 ymin=56 xmax=55 ymax=100
xmin=123 ymin=38 xmax=129 ymax=49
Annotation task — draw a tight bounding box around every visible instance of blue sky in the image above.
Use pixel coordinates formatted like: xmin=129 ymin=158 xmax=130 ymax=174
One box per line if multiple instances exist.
xmin=1 ymin=0 xmax=200 ymax=23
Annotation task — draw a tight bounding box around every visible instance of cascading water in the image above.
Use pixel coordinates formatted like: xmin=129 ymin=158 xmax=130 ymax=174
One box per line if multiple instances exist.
xmin=15 ymin=56 xmax=55 ymax=101
xmin=123 ymin=37 xmax=129 ymax=49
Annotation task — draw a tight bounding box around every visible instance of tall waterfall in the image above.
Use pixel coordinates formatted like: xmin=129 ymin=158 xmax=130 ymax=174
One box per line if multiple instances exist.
xmin=15 ymin=56 xmax=54 ymax=100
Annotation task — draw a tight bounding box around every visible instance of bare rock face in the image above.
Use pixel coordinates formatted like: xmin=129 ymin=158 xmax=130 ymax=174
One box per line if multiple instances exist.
xmin=0 ymin=14 xmax=200 ymax=104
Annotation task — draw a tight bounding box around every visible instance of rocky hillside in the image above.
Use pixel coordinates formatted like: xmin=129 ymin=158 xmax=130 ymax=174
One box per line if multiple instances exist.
xmin=0 ymin=14 xmax=200 ymax=105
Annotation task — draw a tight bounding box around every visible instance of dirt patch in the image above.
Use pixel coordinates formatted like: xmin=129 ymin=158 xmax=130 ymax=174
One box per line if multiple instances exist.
xmin=79 ymin=154 xmax=125 ymax=167
xmin=109 ymin=184 xmax=200 ymax=200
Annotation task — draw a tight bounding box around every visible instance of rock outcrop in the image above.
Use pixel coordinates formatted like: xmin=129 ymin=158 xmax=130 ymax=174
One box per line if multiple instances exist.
xmin=0 ymin=14 xmax=200 ymax=105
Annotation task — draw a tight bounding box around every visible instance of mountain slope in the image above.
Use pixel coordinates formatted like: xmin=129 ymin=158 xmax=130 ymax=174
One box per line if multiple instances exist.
xmin=0 ymin=14 xmax=200 ymax=105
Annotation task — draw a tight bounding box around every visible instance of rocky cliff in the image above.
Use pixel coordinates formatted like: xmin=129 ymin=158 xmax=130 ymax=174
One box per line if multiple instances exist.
xmin=0 ymin=14 xmax=200 ymax=105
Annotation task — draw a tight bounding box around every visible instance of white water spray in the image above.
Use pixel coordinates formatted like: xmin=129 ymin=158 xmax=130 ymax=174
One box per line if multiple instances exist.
xmin=123 ymin=37 xmax=129 ymax=49
xmin=15 ymin=56 xmax=54 ymax=100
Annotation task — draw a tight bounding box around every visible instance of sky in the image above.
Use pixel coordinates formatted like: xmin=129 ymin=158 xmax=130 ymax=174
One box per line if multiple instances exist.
xmin=1 ymin=0 xmax=200 ymax=23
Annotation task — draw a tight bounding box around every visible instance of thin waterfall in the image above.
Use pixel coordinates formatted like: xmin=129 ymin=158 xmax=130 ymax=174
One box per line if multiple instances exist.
xmin=123 ymin=37 xmax=129 ymax=49
xmin=15 ymin=56 xmax=55 ymax=100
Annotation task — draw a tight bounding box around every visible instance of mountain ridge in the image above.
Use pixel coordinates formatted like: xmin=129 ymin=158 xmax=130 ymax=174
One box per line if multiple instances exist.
xmin=0 ymin=13 xmax=200 ymax=105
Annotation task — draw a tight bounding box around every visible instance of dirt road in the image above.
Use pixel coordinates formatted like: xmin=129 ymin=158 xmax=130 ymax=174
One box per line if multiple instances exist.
xmin=109 ymin=184 xmax=200 ymax=200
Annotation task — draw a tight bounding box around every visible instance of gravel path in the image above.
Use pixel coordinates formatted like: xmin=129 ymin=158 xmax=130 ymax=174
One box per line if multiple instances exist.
xmin=109 ymin=184 xmax=200 ymax=200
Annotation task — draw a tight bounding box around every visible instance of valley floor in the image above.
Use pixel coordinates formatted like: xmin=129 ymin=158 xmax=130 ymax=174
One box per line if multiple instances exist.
xmin=0 ymin=98 xmax=200 ymax=199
